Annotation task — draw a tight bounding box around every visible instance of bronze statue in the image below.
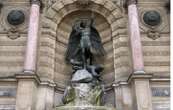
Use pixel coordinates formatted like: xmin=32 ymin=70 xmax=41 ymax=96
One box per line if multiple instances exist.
xmin=65 ymin=18 xmax=105 ymax=69
xmin=61 ymin=18 xmax=106 ymax=107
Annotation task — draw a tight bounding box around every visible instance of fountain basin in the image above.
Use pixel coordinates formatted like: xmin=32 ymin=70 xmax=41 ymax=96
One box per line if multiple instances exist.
xmin=55 ymin=106 xmax=116 ymax=110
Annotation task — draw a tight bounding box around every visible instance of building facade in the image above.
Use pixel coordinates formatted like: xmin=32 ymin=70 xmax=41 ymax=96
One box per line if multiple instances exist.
xmin=0 ymin=0 xmax=170 ymax=110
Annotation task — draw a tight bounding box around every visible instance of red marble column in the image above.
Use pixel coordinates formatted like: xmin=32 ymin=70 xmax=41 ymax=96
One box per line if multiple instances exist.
xmin=127 ymin=1 xmax=153 ymax=110
xmin=24 ymin=0 xmax=41 ymax=73
xmin=127 ymin=0 xmax=145 ymax=73
xmin=16 ymin=1 xmax=41 ymax=110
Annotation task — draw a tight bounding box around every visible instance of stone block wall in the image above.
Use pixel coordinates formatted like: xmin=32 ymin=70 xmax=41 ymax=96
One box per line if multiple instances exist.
xmin=0 ymin=0 xmax=170 ymax=110
xmin=138 ymin=0 xmax=170 ymax=77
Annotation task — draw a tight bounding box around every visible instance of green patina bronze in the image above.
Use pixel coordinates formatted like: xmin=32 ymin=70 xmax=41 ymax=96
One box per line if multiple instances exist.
xmin=56 ymin=18 xmax=116 ymax=110
xmin=143 ymin=11 xmax=161 ymax=26
xmin=7 ymin=10 xmax=25 ymax=26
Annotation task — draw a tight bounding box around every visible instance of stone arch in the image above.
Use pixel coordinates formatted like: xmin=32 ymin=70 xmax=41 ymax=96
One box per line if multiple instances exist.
xmin=45 ymin=0 xmax=127 ymax=38
xmin=40 ymin=0 xmax=130 ymax=88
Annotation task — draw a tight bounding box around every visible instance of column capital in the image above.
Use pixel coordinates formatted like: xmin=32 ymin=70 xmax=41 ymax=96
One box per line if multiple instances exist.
xmin=30 ymin=0 xmax=41 ymax=6
xmin=127 ymin=0 xmax=137 ymax=6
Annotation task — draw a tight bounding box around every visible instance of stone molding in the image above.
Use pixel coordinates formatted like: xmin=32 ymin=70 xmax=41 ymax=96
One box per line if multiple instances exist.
xmin=113 ymin=73 xmax=154 ymax=87
xmin=112 ymin=74 xmax=170 ymax=88
xmin=150 ymin=77 xmax=170 ymax=82
xmin=127 ymin=73 xmax=153 ymax=83
xmin=15 ymin=72 xmax=41 ymax=84
xmin=15 ymin=73 xmax=56 ymax=88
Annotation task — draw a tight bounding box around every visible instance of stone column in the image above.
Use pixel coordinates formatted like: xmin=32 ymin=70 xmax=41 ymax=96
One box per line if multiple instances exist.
xmin=24 ymin=0 xmax=41 ymax=72
xmin=127 ymin=0 xmax=144 ymax=73
xmin=15 ymin=0 xmax=41 ymax=110
xmin=127 ymin=0 xmax=153 ymax=110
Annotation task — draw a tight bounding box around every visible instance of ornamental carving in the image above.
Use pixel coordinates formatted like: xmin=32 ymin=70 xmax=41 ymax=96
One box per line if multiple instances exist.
xmin=147 ymin=29 xmax=160 ymax=40
xmin=139 ymin=7 xmax=169 ymax=40
xmin=143 ymin=11 xmax=161 ymax=27
xmin=152 ymin=87 xmax=170 ymax=97
xmin=7 ymin=10 xmax=25 ymax=26
xmin=0 ymin=7 xmax=29 ymax=39
xmin=7 ymin=28 xmax=20 ymax=40
xmin=76 ymin=0 xmax=91 ymax=5
xmin=76 ymin=0 xmax=92 ymax=8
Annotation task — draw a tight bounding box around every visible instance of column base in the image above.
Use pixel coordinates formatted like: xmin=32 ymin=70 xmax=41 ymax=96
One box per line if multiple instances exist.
xmin=15 ymin=72 xmax=56 ymax=110
xmin=128 ymin=73 xmax=153 ymax=110
xmin=16 ymin=75 xmax=37 ymax=110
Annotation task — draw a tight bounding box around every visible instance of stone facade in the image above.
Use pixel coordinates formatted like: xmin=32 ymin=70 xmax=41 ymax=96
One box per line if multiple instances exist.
xmin=0 ymin=0 xmax=170 ymax=110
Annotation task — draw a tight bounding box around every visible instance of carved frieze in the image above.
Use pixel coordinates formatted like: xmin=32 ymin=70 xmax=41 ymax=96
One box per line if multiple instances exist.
xmin=0 ymin=88 xmax=16 ymax=97
xmin=151 ymin=87 xmax=170 ymax=97
xmin=0 ymin=105 xmax=15 ymax=110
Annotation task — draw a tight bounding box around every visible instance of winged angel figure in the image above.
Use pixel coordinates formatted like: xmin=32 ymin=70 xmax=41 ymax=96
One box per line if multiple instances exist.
xmin=65 ymin=18 xmax=105 ymax=69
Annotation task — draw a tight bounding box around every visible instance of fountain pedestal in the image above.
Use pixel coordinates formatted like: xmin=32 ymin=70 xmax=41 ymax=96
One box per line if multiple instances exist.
xmin=56 ymin=69 xmax=116 ymax=110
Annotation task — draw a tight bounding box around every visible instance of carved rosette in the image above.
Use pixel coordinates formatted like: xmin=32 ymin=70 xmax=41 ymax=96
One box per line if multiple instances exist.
xmin=0 ymin=6 xmax=29 ymax=39
xmin=139 ymin=7 xmax=169 ymax=40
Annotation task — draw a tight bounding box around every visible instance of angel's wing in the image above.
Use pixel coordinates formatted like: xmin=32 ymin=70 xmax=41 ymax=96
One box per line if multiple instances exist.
xmin=65 ymin=28 xmax=81 ymax=63
xmin=90 ymin=26 xmax=105 ymax=56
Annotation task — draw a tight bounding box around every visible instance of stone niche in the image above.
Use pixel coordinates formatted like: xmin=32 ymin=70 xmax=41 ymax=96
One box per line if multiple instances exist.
xmin=54 ymin=10 xmax=114 ymax=87
xmin=54 ymin=10 xmax=114 ymax=106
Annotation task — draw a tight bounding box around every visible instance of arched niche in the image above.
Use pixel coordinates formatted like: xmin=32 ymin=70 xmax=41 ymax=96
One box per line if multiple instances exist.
xmin=55 ymin=10 xmax=114 ymax=87
xmin=40 ymin=0 xmax=130 ymax=89
xmin=40 ymin=0 xmax=130 ymax=106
